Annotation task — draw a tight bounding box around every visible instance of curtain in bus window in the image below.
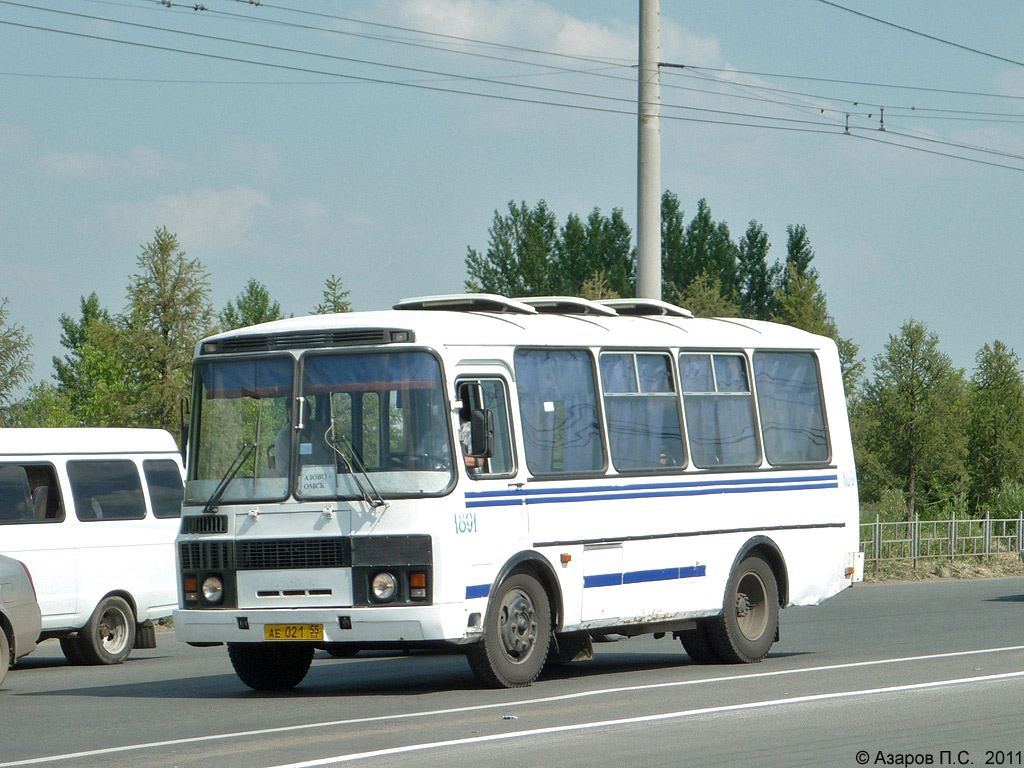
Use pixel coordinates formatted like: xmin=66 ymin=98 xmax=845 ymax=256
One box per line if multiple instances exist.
xmin=601 ymin=353 xmax=684 ymax=471
xmin=514 ymin=349 xmax=604 ymax=475
xmin=680 ymin=353 xmax=759 ymax=468
xmin=753 ymin=352 xmax=829 ymax=464
xmin=199 ymin=358 xmax=292 ymax=399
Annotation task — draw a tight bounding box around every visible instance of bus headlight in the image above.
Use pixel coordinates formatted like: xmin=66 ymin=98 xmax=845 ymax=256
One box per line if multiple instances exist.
xmin=202 ymin=575 xmax=224 ymax=604
xmin=371 ymin=572 xmax=398 ymax=602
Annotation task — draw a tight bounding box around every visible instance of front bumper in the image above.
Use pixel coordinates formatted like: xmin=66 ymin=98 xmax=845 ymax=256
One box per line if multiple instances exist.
xmin=173 ymin=603 xmax=479 ymax=645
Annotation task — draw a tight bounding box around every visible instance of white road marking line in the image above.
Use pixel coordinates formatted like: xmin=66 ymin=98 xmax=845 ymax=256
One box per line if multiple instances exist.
xmin=3 ymin=643 xmax=1024 ymax=768
xmin=270 ymin=670 xmax=1024 ymax=768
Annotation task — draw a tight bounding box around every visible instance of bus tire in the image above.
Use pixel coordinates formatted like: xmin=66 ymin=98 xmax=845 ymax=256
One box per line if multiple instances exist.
xmin=677 ymin=619 xmax=720 ymax=664
xmin=227 ymin=643 xmax=314 ymax=691
xmin=706 ymin=555 xmax=779 ymax=664
xmin=322 ymin=643 xmax=361 ymax=658
xmin=466 ymin=572 xmax=551 ymax=688
xmin=76 ymin=596 xmax=136 ymax=665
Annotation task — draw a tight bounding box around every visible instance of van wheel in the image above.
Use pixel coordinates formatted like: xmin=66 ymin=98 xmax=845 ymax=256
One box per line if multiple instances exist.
xmin=228 ymin=643 xmax=314 ymax=691
xmin=0 ymin=629 xmax=10 ymax=686
xmin=706 ymin=556 xmax=779 ymax=664
xmin=76 ymin=596 xmax=137 ymax=665
xmin=466 ymin=572 xmax=551 ymax=688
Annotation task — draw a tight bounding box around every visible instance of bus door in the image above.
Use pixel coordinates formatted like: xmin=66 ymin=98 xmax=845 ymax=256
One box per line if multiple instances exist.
xmin=454 ymin=373 xmax=527 ymax=568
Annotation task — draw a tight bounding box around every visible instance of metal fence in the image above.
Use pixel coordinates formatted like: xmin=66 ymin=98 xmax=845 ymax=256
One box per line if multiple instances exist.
xmin=860 ymin=513 xmax=1024 ymax=565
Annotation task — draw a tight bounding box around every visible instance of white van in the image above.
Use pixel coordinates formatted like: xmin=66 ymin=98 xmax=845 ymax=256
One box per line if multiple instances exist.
xmin=0 ymin=428 xmax=183 ymax=665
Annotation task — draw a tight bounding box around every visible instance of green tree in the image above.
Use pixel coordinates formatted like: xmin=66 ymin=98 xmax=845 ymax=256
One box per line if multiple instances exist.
xmin=967 ymin=341 xmax=1024 ymax=509
xmin=221 ymin=279 xmax=283 ymax=329
xmin=782 ymin=224 xmax=817 ymax=288
xmin=312 ymin=274 xmax=352 ymax=314
xmin=736 ymin=221 xmax=779 ymax=320
xmin=124 ymin=227 xmax=213 ymax=439
xmin=7 ymin=382 xmax=77 ymax=427
xmin=662 ymin=197 xmax=739 ymax=310
xmin=555 ymin=207 xmax=634 ymax=297
xmin=857 ymin=320 xmax=968 ymax=518
xmin=0 ymin=297 xmax=33 ymax=423
xmin=465 ymin=200 xmax=560 ymax=296
xmin=52 ymin=292 xmax=112 ymax=410
xmin=671 ymin=271 xmax=737 ymax=318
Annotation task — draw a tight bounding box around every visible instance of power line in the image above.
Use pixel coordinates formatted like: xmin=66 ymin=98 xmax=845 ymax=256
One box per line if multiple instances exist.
xmin=809 ymin=0 xmax=1024 ymax=68
xmin=0 ymin=2 xmax=861 ymax=133
xmin=3 ymin=3 xmax=1024 ymax=173
xmin=666 ymin=64 xmax=1024 ymax=103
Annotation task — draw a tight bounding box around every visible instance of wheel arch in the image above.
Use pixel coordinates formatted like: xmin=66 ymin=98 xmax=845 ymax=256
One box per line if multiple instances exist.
xmin=727 ymin=536 xmax=789 ymax=608
xmin=0 ymin=612 xmax=13 ymax=662
xmin=490 ymin=551 xmax=564 ymax=632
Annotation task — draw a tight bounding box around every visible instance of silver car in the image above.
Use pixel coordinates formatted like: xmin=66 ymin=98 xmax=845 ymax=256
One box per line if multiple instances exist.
xmin=1 ymin=554 xmax=41 ymax=687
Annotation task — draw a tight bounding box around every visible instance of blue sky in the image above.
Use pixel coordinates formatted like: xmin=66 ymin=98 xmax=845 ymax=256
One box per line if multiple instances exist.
xmin=3 ymin=0 xmax=1024 ymax=391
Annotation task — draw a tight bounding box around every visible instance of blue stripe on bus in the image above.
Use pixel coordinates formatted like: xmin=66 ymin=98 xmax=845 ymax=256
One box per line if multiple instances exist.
xmin=584 ymin=564 xmax=706 ymax=589
xmin=465 ymin=584 xmax=491 ymax=599
xmin=464 ymin=474 xmax=837 ymax=500
xmin=465 ymin=476 xmax=838 ymax=509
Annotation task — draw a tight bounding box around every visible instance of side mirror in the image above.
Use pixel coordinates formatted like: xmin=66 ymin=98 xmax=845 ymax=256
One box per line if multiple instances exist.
xmin=179 ymin=397 xmax=190 ymax=463
xmin=468 ymin=409 xmax=495 ymax=458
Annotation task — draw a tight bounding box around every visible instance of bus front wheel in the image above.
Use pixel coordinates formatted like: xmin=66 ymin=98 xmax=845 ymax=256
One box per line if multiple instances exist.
xmin=706 ymin=555 xmax=779 ymax=664
xmin=466 ymin=572 xmax=552 ymax=688
xmin=228 ymin=643 xmax=315 ymax=691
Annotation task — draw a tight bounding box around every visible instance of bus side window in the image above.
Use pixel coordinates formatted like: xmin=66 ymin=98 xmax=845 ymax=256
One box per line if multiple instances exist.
xmin=456 ymin=378 xmax=515 ymax=477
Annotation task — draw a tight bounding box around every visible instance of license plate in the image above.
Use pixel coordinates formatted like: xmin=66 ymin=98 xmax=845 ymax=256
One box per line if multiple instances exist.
xmin=264 ymin=623 xmax=324 ymax=641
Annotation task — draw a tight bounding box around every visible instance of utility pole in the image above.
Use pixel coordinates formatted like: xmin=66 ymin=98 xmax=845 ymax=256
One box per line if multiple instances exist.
xmin=636 ymin=0 xmax=661 ymax=300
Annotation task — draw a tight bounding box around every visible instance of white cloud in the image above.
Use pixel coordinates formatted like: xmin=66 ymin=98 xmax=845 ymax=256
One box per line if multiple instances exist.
xmin=392 ymin=0 xmax=723 ymax=65
xmin=36 ymin=145 xmax=186 ymax=182
xmin=106 ymin=185 xmax=271 ymax=254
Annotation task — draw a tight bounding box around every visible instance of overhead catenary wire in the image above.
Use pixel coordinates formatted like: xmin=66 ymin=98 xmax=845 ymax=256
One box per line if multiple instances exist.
xmin=3 ymin=1 xmax=1024 ymax=173
xmin=809 ymin=0 xmax=1024 ymax=69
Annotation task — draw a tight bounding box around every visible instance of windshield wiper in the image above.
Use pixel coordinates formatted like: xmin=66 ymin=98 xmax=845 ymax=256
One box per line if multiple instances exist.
xmin=201 ymin=442 xmax=256 ymax=515
xmin=325 ymin=425 xmax=389 ymax=512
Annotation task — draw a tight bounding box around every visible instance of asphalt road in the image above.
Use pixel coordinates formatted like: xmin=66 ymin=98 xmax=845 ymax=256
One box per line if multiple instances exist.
xmin=3 ymin=577 xmax=1024 ymax=768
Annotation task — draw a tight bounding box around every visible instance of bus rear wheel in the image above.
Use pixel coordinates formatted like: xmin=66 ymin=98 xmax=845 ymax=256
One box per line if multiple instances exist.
xmin=706 ymin=555 xmax=779 ymax=664
xmin=227 ymin=643 xmax=314 ymax=691
xmin=466 ymin=572 xmax=551 ymax=688
xmin=677 ymin=619 xmax=720 ymax=664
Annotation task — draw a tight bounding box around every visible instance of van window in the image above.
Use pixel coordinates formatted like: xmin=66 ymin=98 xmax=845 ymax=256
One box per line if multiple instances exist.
xmin=0 ymin=463 xmax=63 ymax=524
xmin=143 ymin=459 xmax=184 ymax=519
xmin=67 ymin=460 xmax=147 ymax=521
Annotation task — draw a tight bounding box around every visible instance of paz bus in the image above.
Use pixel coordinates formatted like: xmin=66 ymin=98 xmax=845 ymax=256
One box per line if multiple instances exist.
xmin=173 ymin=294 xmax=863 ymax=690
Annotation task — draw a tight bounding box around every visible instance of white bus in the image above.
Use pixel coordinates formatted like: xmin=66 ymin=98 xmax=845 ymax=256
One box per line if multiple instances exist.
xmin=173 ymin=294 xmax=862 ymax=690
xmin=0 ymin=428 xmax=184 ymax=665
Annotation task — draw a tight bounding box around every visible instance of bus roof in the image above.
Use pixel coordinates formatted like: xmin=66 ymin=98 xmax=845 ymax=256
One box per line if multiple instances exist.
xmin=197 ymin=295 xmax=834 ymax=355
xmin=0 ymin=428 xmax=180 ymax=457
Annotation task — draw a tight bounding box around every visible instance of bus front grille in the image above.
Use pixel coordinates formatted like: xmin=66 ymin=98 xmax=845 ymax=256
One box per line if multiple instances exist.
xmin=235 ymin=537 xmax=352 ymax=571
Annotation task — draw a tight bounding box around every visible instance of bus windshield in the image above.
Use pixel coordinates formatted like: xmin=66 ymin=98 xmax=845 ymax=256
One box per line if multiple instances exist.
xmin=186 ymin=350 xmax=454 ymax=505
xmin=298 ymin=350 xmax=453 ymax=499
xmin=186 ymin=357 xmax=293 ymax=504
